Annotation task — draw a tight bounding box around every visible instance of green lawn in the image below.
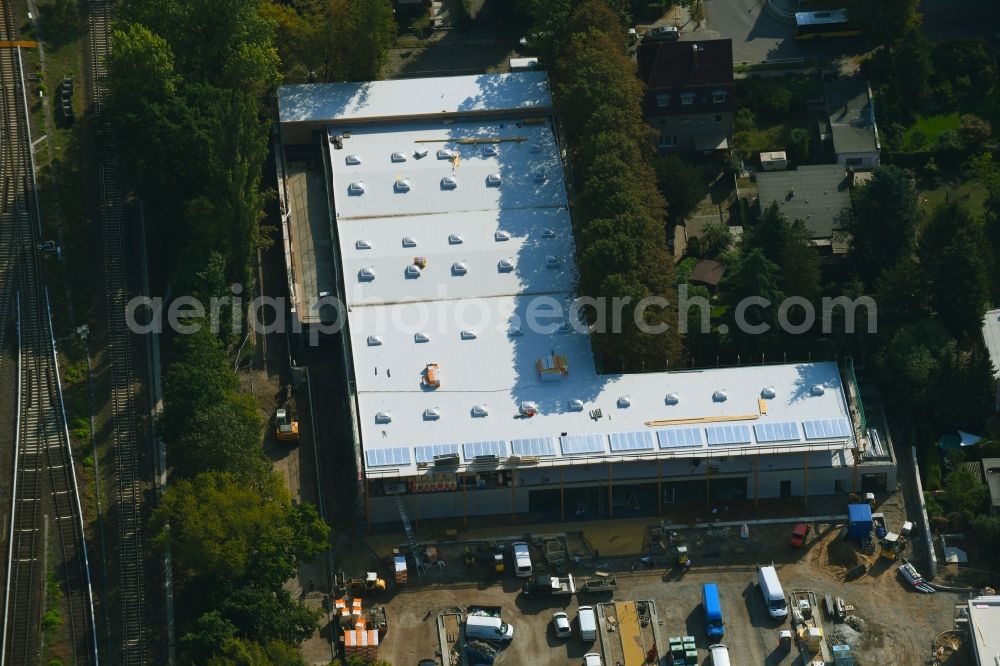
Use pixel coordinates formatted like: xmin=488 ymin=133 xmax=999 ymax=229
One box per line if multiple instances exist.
xmin=919 ymin=178 xmax=990 ymax=218
xmin=903 ymin=112 xmax=960 ymax=150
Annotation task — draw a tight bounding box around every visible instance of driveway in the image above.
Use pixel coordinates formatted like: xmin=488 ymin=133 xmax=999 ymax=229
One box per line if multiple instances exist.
xmin=694 ymin=0 xmax=863 ymax=64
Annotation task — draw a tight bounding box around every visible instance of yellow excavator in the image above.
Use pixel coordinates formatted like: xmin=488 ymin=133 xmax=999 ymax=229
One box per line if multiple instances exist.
xmin=275 ymin=406 xmax=299 ymax=442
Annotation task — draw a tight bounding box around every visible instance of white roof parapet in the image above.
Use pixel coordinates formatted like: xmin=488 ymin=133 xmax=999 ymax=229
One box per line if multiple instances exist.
xmin=278 ymin=72 xmax=553 ymax=125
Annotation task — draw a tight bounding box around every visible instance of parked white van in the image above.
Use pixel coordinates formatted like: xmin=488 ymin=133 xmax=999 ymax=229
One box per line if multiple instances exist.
xmin=577 ymin=606 xmax=598 ymax=642
xmin=757 ymin=565 xmax=788 ymax=619
xmin=465 ymin=614 xmax=514 ymax=643
xmin=512 ymin=542 xmax=533 ymax=578
xmin=709 ymin=644 xmax=731 ymax=666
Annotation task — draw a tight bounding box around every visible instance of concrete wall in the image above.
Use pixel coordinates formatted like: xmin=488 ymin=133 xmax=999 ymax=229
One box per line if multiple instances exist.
xmin=836 ymin=150 xmax=880 ymax=169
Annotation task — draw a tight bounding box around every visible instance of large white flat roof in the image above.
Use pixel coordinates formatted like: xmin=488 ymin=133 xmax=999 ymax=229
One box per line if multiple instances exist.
xmin=329 ymin=119 xmax=576 ymax=307
xmin=968 ymin=596 xmax=1000 ymax=665
xmin=279 ymin=72 xmax=553 ymax=125
xmin=312 ymin=73 xmax=856 ymax=479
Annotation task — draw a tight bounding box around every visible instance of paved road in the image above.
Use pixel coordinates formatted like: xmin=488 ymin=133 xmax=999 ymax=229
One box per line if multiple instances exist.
xmin=692 ymin=0 xmax=863 ymax=64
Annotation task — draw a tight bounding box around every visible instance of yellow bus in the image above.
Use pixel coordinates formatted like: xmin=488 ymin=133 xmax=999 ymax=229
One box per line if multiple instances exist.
xmin=794 ymin=10 xmax=860 ymax=39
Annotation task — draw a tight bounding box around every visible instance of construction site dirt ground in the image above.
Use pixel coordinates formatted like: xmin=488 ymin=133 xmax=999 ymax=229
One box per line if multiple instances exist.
xmin=370 ymin=491 xmax=969 ymax=666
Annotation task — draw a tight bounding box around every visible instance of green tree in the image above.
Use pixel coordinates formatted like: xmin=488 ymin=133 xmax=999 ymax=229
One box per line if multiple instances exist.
xmin=151 ymin=471 xmax=329 ymax=590
xmin=873 ymin=258 xmax=930 ymax=330
xmin=886 ymin=25 xmax=933 ymax=117
xmin=844 ymin=0 xmax=920 ymax=46
xmin=220 ymin=587 xmax=320 ymax=645
xmin=876 ymin=320 xmax=951 ymax=423
xmin=181 ymin=611 xmax=238 ymax=662
xmin=918 ymin=200 xmax=992 ymax=339
xmin=943 ymin=466 xmax=989 ymax=525
xmin=344 ymin=0 xmax=397 ymax=80
xmin=208 ymin=638 xmax=307 ymax=666
xmin=934 ymin=39 xmax=997 ymax=102
xmin=550 ymin=2 xmax=683 ymax=371
xmin=172 ymin=394 xmax=267 ymax=481
xmin=787 ymin=128 xmax=810 ymax=163
xmin=744 ymin=203 xmax=820 ymax=299
xmin=849 ymin=166 xmax=920 ymax=285
xmin=721 ymin=249 xmax=785 ymax=356
xmin=699 ymin=222 xmax=733 ymax=259
xmin=654 ymin=155 xmax=704 ymax=227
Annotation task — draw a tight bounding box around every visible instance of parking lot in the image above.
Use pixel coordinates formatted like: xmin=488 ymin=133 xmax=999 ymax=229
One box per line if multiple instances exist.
xmin=371 ymin=516 xmax=963 ymax=666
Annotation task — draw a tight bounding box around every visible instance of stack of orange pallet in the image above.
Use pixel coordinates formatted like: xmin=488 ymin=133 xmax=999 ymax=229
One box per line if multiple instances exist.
xmin=343 ymin=617 xmax=379 ymax=661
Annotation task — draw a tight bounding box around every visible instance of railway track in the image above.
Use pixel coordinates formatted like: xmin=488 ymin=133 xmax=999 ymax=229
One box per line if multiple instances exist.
xmin=0 ymin=0 xmax=99 ymax=662
xmin=87 ymin=0 xmax=148 ymax=661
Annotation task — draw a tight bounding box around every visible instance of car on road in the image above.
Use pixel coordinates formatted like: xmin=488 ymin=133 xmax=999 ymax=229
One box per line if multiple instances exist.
xmin=644 ymin=25 xmax=679 ymax=42
xmin=790 ymin=523 xmax=809 ymax=548
xmin=552 ymin=611 xmax=571 ymax=638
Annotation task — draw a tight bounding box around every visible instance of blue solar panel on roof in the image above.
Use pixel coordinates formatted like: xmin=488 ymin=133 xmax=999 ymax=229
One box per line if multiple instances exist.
xmin=802 ymin=418 xmax=853 ymax=440
xmin=656 ymin=427 xmax=704 ymax=449
xmin=510 ymin=437 xmax=557 ymax=457
xmin=462 ymin=440 xmax=508 ymax=460
xmin=366 ymin=447 xmax=411 ymax=467
xmin=705 ymin=424 xmax=752 ymax=446
xmin=753 ymin=421 xmax=801 ymax=443
xmin=608 ymin=431 xmax=655 ymax=452
xmin=560 ymin=433 xmax=607 ymax=455
xmin=414 ymin=443 xmax=460 ymax=464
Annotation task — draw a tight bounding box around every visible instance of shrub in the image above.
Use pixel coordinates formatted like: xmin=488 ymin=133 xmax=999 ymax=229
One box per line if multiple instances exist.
xmin=41 ymin=610 xmax=62 ymax=630
xmin=787 ymin=128 xmax=810 ymax=163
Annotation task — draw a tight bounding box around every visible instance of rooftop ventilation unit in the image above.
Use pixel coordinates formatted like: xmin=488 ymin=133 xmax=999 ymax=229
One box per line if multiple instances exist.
xmin=498 ymin=258 xmax=514 ymax=272
xmin=761 ymin=386 xmax=777 ymax=399
xmin=520 ymin=401 xmax=539 ymax=416
xmin=358 ymin=267 xmax=375 ymax=281
xmin=391 ymin=151 xmax=407 ymax=162
xmin=434 ymin=453 xmax=460 ymax=467
xmin=508 ymin=324 xmax=523 ymax=336
xmin=482 ymin=145 xmax=498 ymax=157
xmin=665 ymin=392 xmax=680 ymax=405
xmin=474 ymin=454 xmax=500 ymax=465
xmin=495 ymin=230 xmax=511 ymax=241
xmin=437 ymin=148 xmax=454 ymax=159
xmin=618 ymin=395 xmax=632 ymax=408
xmin=452 ymin=261 xmax=468 ymax=275
xmin=533 ymin=169 xmax=547 ymax=183
xmin=448 ymin=233 xmax=463 ymax=244
xmin=402 ymin=236 xmax=417 ymax=247
xmin=348 ymin=181 xmax=366 ymax=195
xmin=569 ymin=399 xmax=584 ymax=411
xmin=811 ymin=384 xmax=826 ymax=396
xmin=395 ymin=177 xmax=411 ymax=192
xmin=441 ymin=175 xmax=458 ymax=189
xmin=472 ymin=404 xmax=489 ymax=417
xmin=423 ymin=408 xmax=441 ymax=420
xmin=545 ymin=255 xmax=562 ymax=268
xmin=414 ymin=148 xmax=429 ymax=159
xmin=367 ymin=335 xmax=383 ymax=346
xmin=356 ymin=239 xmax=372 ymax=250
xmin=375 ymin=411 xmax=392 ymax=423
xmin=542 ymin=228 xmax=556 ymax=238
xmin=414 ymin=332 xmax=430 ymax=343
xmin=486 ymin=173 xmax=502 ymax=187
xmin=405 ymin=264 xmax=422 ymax=278
xmin=346 ymin=154 xmax=362 ymax=165
xmin=460 ymin=330 xmax=477 ymax=340
xmin=713 ymin=389 xmax=728 ymax=402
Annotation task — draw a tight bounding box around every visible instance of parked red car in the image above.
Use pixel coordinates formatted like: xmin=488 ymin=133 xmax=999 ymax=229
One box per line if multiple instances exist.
xmin=790 ymin=523 xmax=809 ymax=548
